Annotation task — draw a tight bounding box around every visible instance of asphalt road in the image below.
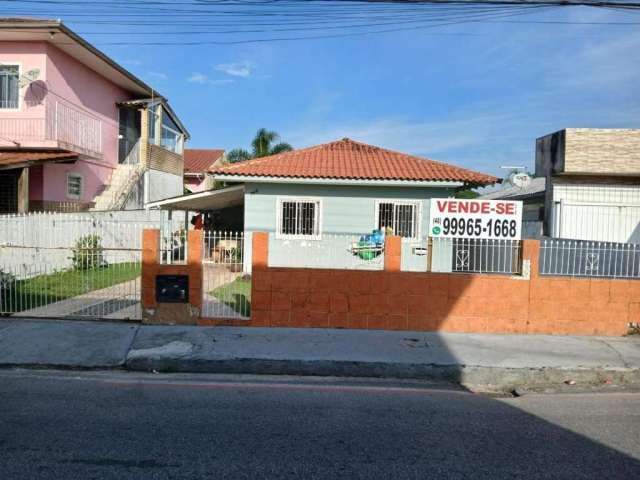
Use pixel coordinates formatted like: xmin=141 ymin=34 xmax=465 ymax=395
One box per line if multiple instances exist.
xmin=0 ymin=370 xmax=639 ymax=480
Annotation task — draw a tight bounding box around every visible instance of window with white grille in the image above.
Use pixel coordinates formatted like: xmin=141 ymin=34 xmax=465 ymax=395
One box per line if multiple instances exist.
xmin=277 ymin=198 xmax=321 ymax=239
xmin=376 ymin=200 xmax=421 ymax=239
xmin=66 ymin=173 xmax=83 ymax=199
xmin=0 ymin=65 xmax=19 ymax=109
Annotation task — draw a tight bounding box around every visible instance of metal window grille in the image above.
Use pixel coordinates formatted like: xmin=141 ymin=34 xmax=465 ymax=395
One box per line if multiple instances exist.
xmin=278 ymin=199 xmax=320 ymax=238
xmin=377 ymin=201 xmax=419 ymax=239
xmin=66 ymin=174 xmax=82 ymax=198
xmin=540 ymin=238 xmax=640 ymax=279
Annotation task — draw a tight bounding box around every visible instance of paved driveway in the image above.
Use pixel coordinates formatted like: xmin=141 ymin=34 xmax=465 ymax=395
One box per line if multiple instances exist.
xmin=14 ymin=278 xmax=141 ymax=320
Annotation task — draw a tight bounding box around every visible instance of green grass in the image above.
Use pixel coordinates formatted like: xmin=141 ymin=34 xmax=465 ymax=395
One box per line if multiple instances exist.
xmin=210 ymin=276 xmax=251 ymax=316
xmin=1 ymin=262 xmax=140 ymax=313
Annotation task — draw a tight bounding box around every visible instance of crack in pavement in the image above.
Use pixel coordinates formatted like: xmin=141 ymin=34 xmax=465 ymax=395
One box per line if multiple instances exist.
xmin=597 ymin=338 xmax=631 ymax=368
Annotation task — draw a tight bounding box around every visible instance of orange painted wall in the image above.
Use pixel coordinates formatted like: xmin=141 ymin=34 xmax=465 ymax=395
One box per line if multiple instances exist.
xmin=141 ymin=229 xmax=203 ymax=311
xmin=239 ymin=236 xmax=636 ymax=336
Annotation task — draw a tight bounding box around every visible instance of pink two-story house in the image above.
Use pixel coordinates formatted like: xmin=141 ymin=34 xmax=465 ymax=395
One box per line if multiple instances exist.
xmin=0 ymin=18 xmax=190 ymax=213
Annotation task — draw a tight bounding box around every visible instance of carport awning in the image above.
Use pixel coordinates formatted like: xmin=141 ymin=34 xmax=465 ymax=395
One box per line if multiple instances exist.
xmin=145 ymin=185 xmax=244 ymax=211
xmin=0 ymin=150 xmax=78 ymax=170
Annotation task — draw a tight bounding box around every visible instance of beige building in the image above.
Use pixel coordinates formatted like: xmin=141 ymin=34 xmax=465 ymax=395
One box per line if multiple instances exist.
xmin=535 ymin=128 xmax=640 ymax=242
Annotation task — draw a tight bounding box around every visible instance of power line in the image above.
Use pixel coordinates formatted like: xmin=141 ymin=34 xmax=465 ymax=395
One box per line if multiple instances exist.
xmin=0 ymin=0 xmax=637 ymax=45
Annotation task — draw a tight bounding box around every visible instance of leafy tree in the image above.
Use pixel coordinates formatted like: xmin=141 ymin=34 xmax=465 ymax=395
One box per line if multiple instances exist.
xmin=455 ymin=189 xmax=480 ymax=199
xmin=227 ymin=128 xmax=293 ymax=163
xmin=226 ymin=148 xmax=253 ymax=164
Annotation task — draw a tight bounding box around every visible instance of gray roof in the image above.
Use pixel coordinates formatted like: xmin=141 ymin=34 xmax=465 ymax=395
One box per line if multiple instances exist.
xmin=480 ymin=177 xmax=546 ymax=200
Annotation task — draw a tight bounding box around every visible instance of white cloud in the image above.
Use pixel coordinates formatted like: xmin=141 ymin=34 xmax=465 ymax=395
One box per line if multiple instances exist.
xmin=187 ymin=72 xmax=235 ymax=86
xmin=188 ymin=73 xmax=209 ymax=84
xmin=210 ymin=78 xmax=235 ymax=85
xmin=283 ymin=93 xmax=640 ymax=178
xmin=215 ymin=62 xmax=253 ymax=78
xmin=148 ymin=71 xmax=168 ymax=80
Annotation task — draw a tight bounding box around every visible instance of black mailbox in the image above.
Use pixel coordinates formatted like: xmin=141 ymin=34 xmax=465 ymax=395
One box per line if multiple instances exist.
xmin=156 ymin=275 xmax=189 ymax=303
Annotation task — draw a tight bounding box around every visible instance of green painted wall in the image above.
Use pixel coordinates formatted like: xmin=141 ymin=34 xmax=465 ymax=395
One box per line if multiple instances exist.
xmin=241 ymin=182 xmax=455 ymax=271
xmin=244 ymin=182 xmax=454 ymax=235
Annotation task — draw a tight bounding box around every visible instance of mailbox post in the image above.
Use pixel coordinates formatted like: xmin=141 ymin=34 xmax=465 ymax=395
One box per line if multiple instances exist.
xmin=141 ymin=229 xmax=203 ymax=325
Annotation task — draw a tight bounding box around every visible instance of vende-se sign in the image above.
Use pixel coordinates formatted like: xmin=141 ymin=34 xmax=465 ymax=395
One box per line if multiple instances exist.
xmin=429 ymin=199 xmax=523 ymax=240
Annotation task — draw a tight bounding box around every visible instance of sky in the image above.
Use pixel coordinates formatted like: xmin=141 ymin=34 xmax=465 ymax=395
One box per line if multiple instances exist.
xmin=8 ymin=1 xmax=640 ymax=182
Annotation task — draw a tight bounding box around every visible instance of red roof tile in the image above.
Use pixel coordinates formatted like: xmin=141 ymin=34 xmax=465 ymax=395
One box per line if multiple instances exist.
xmin=211 ymin=138 xmax=497 ymax=185
xmin=184 ymin=149 xmax=225 ymax=174
xmin=0 ymin=150 xmax=78 ymax=169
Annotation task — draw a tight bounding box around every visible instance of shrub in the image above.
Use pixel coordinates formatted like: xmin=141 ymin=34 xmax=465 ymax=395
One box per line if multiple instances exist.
xmin=72 ymin=234 xmax=107 ymax=270
xmin=0 ymin=269 xmax=15 ymax=294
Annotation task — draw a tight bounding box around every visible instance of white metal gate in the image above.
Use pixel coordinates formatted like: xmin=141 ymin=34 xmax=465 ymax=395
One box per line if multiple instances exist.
xmin=0 ymin=211 xmax=184 ymax=321
xmin=0 ymin=243 xmax=142 ymax=320
xmin=201 ymin=231 xmax=250 ymax=320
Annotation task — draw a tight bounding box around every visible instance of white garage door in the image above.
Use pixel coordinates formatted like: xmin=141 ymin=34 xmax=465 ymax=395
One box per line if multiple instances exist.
xmin=553 ymin=202 xmax=640 ymax=243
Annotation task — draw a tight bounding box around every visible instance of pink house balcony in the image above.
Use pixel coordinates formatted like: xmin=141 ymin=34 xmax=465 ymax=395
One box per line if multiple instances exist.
xmin=0 ymin=99 xmax=102 ymax=158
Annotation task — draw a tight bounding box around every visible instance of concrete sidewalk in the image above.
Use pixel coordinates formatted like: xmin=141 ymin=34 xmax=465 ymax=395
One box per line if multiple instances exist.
xmin=1 ymin=318 xmax=639 ymax=391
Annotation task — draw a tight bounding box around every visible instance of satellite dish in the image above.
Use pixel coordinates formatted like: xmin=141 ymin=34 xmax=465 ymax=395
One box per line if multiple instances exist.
xmin=507 ymin=171 xmax=532 ymax=189
xmin=24 ymin=80 xmax=48 ymax=106
xmin=18 ymin=68 xmax=40 ymax=88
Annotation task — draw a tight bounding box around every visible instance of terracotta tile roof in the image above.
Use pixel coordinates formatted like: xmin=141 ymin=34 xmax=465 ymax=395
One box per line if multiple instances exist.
xmin=211 ymin=138 xmax=498 ymax=185
xmin=0 ymin=150 xmax=78 ymax=169
xmin=184 ymin=149 xmax=225 ymax=174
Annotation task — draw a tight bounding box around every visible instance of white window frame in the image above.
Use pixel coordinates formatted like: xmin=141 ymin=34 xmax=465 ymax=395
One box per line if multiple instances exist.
xmin=276 ymin=196 xmax=323 ymax=240
xmin=148 ymin=104 xmax=160 ymax=145
xmin=0 ymin=62 xmax=21 ymax=111
xmin=66 ymin=172 xmax=83 ymax=200
xmin=374 ymin=199 xmax=422 ymax=240
xmin=160 ymin=123 xmax=184 ymax=155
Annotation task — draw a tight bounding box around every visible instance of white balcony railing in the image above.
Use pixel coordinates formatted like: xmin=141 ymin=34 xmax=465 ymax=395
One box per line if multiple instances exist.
xmin=0 ymin=116 xmax=46 ymax=144
xmin=0 ymin=99 xmax=102 ymax=156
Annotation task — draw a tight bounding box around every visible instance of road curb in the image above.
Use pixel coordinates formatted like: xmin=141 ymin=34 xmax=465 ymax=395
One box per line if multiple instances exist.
xmin=123 ymin=356 xmax=640 ymax=392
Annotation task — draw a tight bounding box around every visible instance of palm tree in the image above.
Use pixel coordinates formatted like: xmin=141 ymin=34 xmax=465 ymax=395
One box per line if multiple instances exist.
xmin=227 ymin=128 xmax=293 ymax=163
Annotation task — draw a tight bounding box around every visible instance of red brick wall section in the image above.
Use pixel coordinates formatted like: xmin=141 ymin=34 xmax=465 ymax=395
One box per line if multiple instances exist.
xmin=141 ymin=229 xmax=160 ymax=310
xmin=141 ymin=229 xmax=203 ymax=324
xmin=252 ymin=232 xmax=269 ymax=271
xmin=384 ymin=236 xmax=401 ymax=272
xmin=243 ymin=235 xmax=634 ymax=336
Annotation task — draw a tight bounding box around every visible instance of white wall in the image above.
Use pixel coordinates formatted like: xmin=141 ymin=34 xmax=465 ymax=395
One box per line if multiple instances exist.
xmin=0 ymin=210 xmax=185 ymax=278
xmin=551 ymin=183 xmax=640 ymax=243
xmin=144 ymin=170 xmax=183 ymax=204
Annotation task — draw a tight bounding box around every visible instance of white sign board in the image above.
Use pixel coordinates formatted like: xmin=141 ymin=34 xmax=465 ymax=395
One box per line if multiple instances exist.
xmin=429 ymin=199 xmax=523 ymax=240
